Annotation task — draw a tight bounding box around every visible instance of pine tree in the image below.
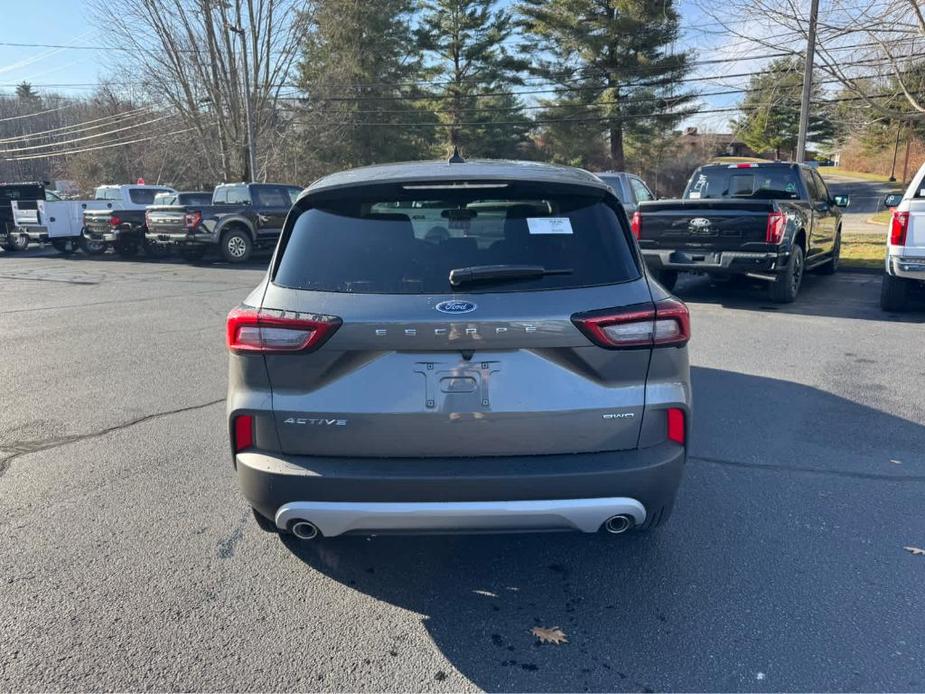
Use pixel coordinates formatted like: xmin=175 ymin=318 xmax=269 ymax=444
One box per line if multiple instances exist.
xmin=296 ymin=0 xmax=436 ymax=170
xmin=735 ymin=58 xmax=833 ymax=160
xmin=15 ymin=81 xmax=39 ymax=102
xmin=519 ymin=0 xmax=694 ymax=170
xmin=416 ymin=0 xmax=530 ymax=158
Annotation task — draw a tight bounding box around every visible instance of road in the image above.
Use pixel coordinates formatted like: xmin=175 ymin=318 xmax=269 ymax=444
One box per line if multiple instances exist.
xmin=821 ymin=172 xmax=902 ymax=235
xmin=1 ymin=250 xmax=924 ymax=692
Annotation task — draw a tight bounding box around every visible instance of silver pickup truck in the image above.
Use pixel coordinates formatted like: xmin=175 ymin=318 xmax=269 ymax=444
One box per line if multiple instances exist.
xmin=881 ymin=164 xmax=925 ymax=311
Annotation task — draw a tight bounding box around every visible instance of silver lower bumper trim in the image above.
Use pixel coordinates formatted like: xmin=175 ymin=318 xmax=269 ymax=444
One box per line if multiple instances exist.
xmin=275 ymin=497 xmax=646 ymax=537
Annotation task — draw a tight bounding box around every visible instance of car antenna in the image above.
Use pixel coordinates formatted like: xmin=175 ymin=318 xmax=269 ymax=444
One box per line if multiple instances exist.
xmin=448 ymin=146 xmax=465 ymax=164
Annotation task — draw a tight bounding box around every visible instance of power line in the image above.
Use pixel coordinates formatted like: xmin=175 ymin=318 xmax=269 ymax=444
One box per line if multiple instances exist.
xmin=3 ymin=125 xmax=205 ymax=161
xmin=0 ymin=107 xmax=152 ymax=145
xmin=0 ymin=103 xmax=75 ymax=123
xmin=0 ymin=114 xmax=176 ymax=154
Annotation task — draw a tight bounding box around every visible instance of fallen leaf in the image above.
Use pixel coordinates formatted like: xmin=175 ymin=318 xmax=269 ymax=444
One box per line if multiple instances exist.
xmin=531 ymin=626 xmax=568 ymax=645
xmin=890 ymin=459 xmax=903 ymax=465
xmin=903 ymin=546 xmax=925 ymax=556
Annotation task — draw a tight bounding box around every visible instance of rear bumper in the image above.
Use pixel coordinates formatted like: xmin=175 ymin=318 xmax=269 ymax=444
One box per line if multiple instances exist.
xmin=18 ymin=227 xmax=48 ymax=242
xmin=888 ymin=254 xmax=925 ymax=281
xmin=642 ymin=248 xmax=785 ymax=276
xmin=236 ymin=442 xmax=685 ymax=535
xmin=146 ymin=229 xmax=214 ymax=245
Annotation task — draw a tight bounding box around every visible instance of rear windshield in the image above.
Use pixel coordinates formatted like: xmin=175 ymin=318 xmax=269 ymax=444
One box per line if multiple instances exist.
xmin=274 ymin=192 xmax=638 ymax=294
xmin=178 ymin=193 xmax=213 ymax=206
xmin=685 ymin=167 xmax=802 ymax=200
xmin=129 ymin=188 xmax=172 ymax=204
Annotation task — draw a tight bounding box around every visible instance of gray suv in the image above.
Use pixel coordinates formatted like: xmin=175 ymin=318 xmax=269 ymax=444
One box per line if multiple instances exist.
xmin=226 ymin=159 xmax=691 ymax=540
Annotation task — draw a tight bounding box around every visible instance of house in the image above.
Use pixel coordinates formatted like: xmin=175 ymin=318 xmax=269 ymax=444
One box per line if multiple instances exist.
xmin=676 ymin=127 xmax=759 ymax=159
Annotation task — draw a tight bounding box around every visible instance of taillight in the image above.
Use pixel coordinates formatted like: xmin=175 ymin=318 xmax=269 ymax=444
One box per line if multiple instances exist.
xmin=144 ymin=211 xmax=152 ymax=228
xmin=110 ymin=214 xmax=122 ymax=228
xmin=630 ymin=211 xmax=642 ymax=239
xmin=766 ymin=210 xmax=785 ymax=244
xmin=667 ymin=407 xmax=686 ymax=445
xmin=890 ymin=210 xmax=909 ymax=246
xmin=226 ymin=306 xmax=342 ymax=353
xmin=185 ymin=210 xmax=202 ymax=229
xmin=233 ymin=414 xmax=254 ymax=452
xmin=571 ymin=298 xmax=690 ymax=349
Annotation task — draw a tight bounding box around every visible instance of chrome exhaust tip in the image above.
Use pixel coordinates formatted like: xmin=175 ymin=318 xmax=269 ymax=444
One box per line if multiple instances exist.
xmin=290 ymin=520 xmax=320 ymax=540
xmin=604 ymin=514 xmax=633 ymax=535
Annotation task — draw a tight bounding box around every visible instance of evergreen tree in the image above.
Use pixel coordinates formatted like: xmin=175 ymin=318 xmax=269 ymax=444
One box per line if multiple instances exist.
xmin=735 ymin=58 xmax=834 ymax=160
xmin=417 ymin=0 xmax=530 ymax=157
xmin=520 ymin=0 xmax=694 ymax=170
xmin=15 ymin=81 xmax=39 ymax=102
xmin=296 ymin=0 xmax=436 ymax=170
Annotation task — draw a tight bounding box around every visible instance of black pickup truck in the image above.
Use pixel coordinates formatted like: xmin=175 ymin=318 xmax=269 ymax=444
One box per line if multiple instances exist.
xmin=145 ymin=182 xmax=302 ymax=262
xmin=635 ymin=162 xmax=848 ymax=302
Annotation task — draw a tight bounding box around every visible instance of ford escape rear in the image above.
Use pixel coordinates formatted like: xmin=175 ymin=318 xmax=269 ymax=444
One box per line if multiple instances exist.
xmin=227 ymin=159 xmax=691 ymax=539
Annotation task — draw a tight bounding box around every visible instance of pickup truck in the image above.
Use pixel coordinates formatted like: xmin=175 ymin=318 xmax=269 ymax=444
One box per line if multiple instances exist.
xmin=2 ymin=182 xmax=51 ymax=252
xmin=82 ymin=184 xmax=176 ymax=257
xmin=635 ymin=162 xmax=848 ymax=302
xmin=144 ymin=182 xmax=303 ymax=262
xmin=12 ymin=192 xmax=113 ymax=255
xmin=880 ymin=163 xmax=925 ymax=311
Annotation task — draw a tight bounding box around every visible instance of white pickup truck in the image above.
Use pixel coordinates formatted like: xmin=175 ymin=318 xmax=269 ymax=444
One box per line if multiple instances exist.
xmin=12 ymin=183 xmax=175 ymax=256
xmin=881 ymin=164 xmax=925 ymax=311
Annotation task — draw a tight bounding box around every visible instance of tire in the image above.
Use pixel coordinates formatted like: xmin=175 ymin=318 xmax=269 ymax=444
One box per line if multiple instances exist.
xmin=880 ymin=273 xmax=910 ymax=312
xmin=817 ymin=231 xmax=840 ymax=275
xmin=51 ymin=238 xmax=77 ymax=256
xmin=114 ymin=241 xmax=139 ymax=258
xmin=769 ymin=244 xmax=804 ymax=303
xmin=80 ymin=236 xmax=106 ymax=256
xmin=180 ymin=246 xmax=207 ymax=262
xmin=221 ymin=228 xmax=252 ymax=263
xmin=252 ymin=507 xmax=279 ymax=533
xmin=655 ymin=269 xmax=679 ymax=292
xmin=7 ymin=233 xmax=29 ymax=252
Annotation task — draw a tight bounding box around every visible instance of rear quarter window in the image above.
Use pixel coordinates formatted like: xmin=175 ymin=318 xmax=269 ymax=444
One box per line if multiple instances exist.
xmin=274 ymin=192 xmax=639 ymax=294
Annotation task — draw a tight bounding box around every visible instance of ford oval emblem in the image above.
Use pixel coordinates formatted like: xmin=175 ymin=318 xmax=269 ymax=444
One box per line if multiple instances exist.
xmin=436 ymin=300 xmax=477 ymax=314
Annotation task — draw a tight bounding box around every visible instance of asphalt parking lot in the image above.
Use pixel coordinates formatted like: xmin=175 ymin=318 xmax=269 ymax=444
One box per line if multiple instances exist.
xmin=1 ymin=249 xmax=923 ymax=692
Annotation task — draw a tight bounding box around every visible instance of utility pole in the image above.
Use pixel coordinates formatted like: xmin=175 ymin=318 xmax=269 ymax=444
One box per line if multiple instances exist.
xmin=796 ymin=0 xmax=820 ymax=163
xmin=228 ymin=22 xmax=257 ymax=182
xmin=889 ymin=120 xmax=903 ymax=182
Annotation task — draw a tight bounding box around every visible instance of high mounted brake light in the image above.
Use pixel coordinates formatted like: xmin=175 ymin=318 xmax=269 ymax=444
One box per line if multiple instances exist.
xmin=226 ymin=306 xmax=342 ymax=354
xmin=571 ymin=298 xmax=690 ymax=349
xmin=890 ymin=210 xmax=909 ymax=246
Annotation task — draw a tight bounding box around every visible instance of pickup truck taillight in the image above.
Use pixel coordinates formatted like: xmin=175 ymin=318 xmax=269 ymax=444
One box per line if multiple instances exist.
xmin=185 ymin=210 xmax=203 ymax=229
xmin=226 ymin=307 xmax=343 ymax=354
xmin=630 ymin=211 xmax=642 ymax=239
xmin=571 ymin=298 xmax=690 ymax=349
xmin=890 ymin=210 xmax=909 ymax=246
xmin=766 ymin=211 xmax=785 ymax=244
xmin=109 ymin=214 xmax=122 ymax=228
xmin=144 ymin=211 xmax=152 ymax=228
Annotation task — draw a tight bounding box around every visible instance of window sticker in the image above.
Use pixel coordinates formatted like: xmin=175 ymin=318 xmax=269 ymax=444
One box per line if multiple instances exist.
xmin=688 ymin=191 xmax=701 ymax=199
xmin=527 ymin=217 xmax=573 ymax=234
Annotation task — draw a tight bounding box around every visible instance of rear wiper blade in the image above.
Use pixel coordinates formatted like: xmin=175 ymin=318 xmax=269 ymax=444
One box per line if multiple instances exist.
xmin=448 ymin=264 xmax=573 ymax=287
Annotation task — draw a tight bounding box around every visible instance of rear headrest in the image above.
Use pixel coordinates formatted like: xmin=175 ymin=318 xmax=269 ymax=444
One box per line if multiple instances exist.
xmin=362 ymin=213 xmax=414 ymax=242
xmin=441 ymin=236 xmax=478 ymax=250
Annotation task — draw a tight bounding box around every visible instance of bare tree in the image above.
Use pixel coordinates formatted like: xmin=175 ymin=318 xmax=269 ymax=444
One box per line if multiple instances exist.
xmin=89 ymin=0 xmax=308 ymax=182
xmin=693 ymin=0 xmax=925 ymax=121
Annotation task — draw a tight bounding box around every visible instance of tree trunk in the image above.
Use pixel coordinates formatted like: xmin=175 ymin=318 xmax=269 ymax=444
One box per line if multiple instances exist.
xmin=609 ymin=122 xmax=625 ymax=170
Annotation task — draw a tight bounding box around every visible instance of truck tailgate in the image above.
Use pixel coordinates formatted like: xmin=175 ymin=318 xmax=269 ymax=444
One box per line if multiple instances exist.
xmin=637 ymin=199 xmax=773 ymax=252
xmin=145 ymin=206 xmax=188 ymax=235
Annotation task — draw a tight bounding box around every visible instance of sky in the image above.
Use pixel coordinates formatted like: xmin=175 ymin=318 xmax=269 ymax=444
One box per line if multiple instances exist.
xmin=0 ymin=0 xmax=784 ymax=133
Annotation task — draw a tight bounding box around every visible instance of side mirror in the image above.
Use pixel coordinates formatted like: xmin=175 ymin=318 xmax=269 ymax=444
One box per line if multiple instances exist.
xmin=883 ymin=193 xmax=902 ymax=208
xmin=832 ymin=195 xmax=850 ymax=208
